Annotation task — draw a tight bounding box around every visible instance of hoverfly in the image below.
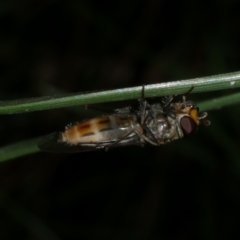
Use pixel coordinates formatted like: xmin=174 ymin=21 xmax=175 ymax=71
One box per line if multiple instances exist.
xmin=38 ymin=87 xmax=210 ymax=153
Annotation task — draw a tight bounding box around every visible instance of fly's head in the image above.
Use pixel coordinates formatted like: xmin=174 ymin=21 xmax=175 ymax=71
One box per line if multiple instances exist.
xmin=173 ymin=99 xmax=210 ymax=137
xmin=159 ymin=87 xmax=210 ymax=138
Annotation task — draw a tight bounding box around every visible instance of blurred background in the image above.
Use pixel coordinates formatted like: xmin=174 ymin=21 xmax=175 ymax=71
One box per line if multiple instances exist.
xmin=0 ymin=1 xmax=240 ymax=239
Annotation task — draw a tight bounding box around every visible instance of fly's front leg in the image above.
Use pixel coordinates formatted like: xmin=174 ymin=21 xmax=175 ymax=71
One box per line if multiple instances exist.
xmin=163 ymin=86 xmax=194 ymax=108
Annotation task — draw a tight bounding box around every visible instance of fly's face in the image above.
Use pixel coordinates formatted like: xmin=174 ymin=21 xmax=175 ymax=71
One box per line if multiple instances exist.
xmin=172 ymin=99 xmax=210 ymax=137
xmin=38 ymin=87 xmax=210 ymax=152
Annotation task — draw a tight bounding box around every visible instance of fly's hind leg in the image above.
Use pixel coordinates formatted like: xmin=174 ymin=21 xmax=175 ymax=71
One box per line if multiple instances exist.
xmin=139 ymin=86 xmax=155 ymax=125
xmin=104 ymin=128 xmax=159 ymax=151
xmin=138 ymin=86 xmax=162 ymax=146
xmin=139 ymin=85 xmax=147 ymax=125
xmin=104 ymin=130 xmax=141 ymax=151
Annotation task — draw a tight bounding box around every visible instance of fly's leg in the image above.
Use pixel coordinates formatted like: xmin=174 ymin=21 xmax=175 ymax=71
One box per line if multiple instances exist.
xmin=139 ymin=86 xmax=156 ymax=128
xmin=142 ymin=123 xmax=161 ymax=145
xmin=136 ymin=130 xmax=160 ymax=146
xmin=161 ymin=87 xmax=194 ymax=118
xmin=139 ymin=85 xmax=147 ymax=125
xmin=181 ymin=86 xmax=194 ymax=107
xmin=138 ymin=85 xmax=153 ymax=122
xmin=104 ymin=130 xmax=139 ymax=151
xmin=163 ymin=86 xmax=195 ymax=108
xmin=104 ymin=128 xmax=160 ymax=151
xmin=138 ymin=85 xmax=162 ymax=145
xmin=183 ymin=86 xmax=194 ymax=95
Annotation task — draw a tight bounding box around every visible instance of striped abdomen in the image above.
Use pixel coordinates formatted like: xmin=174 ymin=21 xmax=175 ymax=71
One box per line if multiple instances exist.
xmin=60 ymin=115 xmax=141 ymax=145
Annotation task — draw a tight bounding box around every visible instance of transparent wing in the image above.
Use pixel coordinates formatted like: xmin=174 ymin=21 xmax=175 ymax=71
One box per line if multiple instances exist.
xmin=38 ymin=132 xmax=142 ymax=153
xmin=38 ymin=132 xmax=105 ymax=153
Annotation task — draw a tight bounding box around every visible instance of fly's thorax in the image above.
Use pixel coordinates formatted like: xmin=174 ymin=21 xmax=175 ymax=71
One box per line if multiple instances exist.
xmin=156 ymin=115 xmax=179 ymax=142
xmin=145 ymin=111 xmax=176 ymax=143
xmin=60 ymin=114 xmax=140 ymax=145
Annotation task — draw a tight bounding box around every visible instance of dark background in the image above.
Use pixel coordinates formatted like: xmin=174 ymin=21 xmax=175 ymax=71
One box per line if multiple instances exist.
xmin=0 ymin=1 xmax=240 ymax=239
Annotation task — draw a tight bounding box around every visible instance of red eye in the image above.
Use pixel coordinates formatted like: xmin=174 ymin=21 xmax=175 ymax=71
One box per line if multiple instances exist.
xmin=180 ymin=116 xmax=197 ymax=137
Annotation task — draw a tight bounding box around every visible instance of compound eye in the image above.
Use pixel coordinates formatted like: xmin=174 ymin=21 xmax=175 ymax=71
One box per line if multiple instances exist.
xmin=180 ymin=116 xmax=197 ymax=137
